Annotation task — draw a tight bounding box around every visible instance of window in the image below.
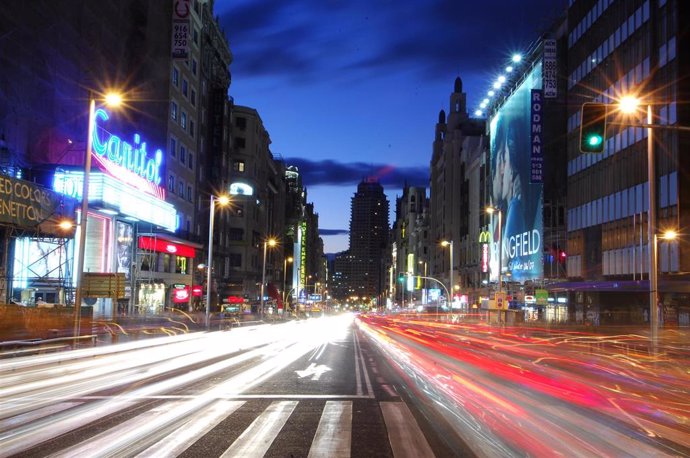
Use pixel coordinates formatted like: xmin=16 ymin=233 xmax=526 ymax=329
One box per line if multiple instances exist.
xmin=180 ymin=145 xmax=187 ymax=163
xmin=234 ymin=137 xmax=246 ymax=149
xmin=178 ymin=180 xmax=185 ymax=197
xmin=170 ymin=137 xmax=176 ymax=157
xmin=182 ymin=79 xmax=188 ymax=97
xmin=192 ymin=58 xmax=197 ymax=76
xmin=171 ymin=101 xmax=178 ymax=121
xmin=193 ymin=28 xmax=199 ymax=45
xmin=187 ymin=185 xmax=192 ymax=202
xmin=191 ymin=89 xmax=196 ymax=106
xmin=175 ymin=256 xmax=187 ymax=274
xmin=229 ymin=253 xmax=242 ymax=268
xmin=229 ymin=228 xmax=244 ymax=241
xmin=188 ymin=152 xmax=194 ymax=169
xmin=235 ymin=117 xmax=247 ymax=130
xmin=140 ymin=254 xmax=153 ymax=271
xmin=162 ymin=253 xmax=171 ymax=273
xmin=190 ymin=120 xmax=195 ymax=138
xmin=181 ymin=111 xmax=187 ymax=129
xmin=233 ymin=160 xmax=245 ymax=172
xmin=168 ymin=174 xmax=175 ymax=192
xmin=172 ymin=67 xmax=179 ymax=87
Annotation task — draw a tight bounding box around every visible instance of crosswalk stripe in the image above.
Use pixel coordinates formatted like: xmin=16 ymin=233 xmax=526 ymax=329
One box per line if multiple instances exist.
xmin=308 ymin=401 xmax=352 ymax=458
xmin=221 ymin=400 xmax=298 ymax=457
xmin=135 ymin=400 xmax=245 ymax=457
xmin=380 ymin=401 xmax=435 ymax=458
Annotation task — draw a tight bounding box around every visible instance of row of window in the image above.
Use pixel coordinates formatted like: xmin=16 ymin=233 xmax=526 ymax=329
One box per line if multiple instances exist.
xmin=169 ymin=137 xmax=194 ymax=169
xmin=171 ymin=100 xmax=196 ymax=138
xmin=567 ymin=171 xmax=677 ymax=232
xmin=167 ymin=174 xmax=194 ymax=203
xmin=568 ymin=0 xmax=615 ymax=49
xmin=140 ymin=253 xmax=189 ymax=274
xmin=569 ymin=1 xmax=650 ymax=90
xmin=172 ymin=67 xmax=198 ymax=103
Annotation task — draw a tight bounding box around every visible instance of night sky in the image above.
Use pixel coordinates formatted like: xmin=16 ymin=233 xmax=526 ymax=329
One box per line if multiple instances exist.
xmin=217 ymin=0 xmax=566 ymax=253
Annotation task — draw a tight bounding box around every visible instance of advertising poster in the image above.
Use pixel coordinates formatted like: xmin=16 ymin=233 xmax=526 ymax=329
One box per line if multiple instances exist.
xmin=489 ymin=63 xmax=544 ymax=283
xmin=115 ymin=221 xmax=133 ymax=281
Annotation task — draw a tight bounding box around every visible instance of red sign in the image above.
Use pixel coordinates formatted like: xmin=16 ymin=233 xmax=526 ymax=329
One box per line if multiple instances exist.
xmin=192 ymin=286 xmax=203 ymax=297
xmin=139 ymin=236 xmax=195 ymax=258
xmin=225 ymin=296 xmax=244 ymax=304
xmin=481 ymin=243 xmax=489 ymax=273
xmin=172 ymin=286 xmax=190 ymax=303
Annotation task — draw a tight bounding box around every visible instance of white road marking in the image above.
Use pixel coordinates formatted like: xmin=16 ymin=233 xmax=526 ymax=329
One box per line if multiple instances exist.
xmin=135 ymin=400 xmax=244 ymax=457
xmin=308 ymin=401 xmax=352 ymax=458
xmin=380 ymin=401 xmax=435 ymax=458
xmin=221 ymin=400 xmax=297 ymax=457
xmin=295 ymin=362 xmax=332 ymax=380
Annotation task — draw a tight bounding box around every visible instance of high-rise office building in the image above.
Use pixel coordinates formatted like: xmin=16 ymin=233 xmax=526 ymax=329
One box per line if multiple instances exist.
xmin=566 ymin=0 xmax=690 ymax=324
xmin=348 ymin=179 xmax=390 ymax=301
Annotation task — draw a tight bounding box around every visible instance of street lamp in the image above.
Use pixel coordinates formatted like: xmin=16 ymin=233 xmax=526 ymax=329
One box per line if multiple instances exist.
xmin=653 ymin=229 xmax=678 ymax=329
xmin=283 ymin=256 xmax=293 ymax=311
xmin=260 ymin=238 xmax=277 ymax=320
xmin=74 ymin=91 xmax=123 ymax=340
xmin=485 ymin=206 xmax=503 ymax=296
xmin=440 ymin=240 xmax=454 ymax=306
xmin=206 ymin=194 xmax=230 ymax=328
xmin=418 ymin=260 xmax=427 ymax=304
xmin=617 ymin=96 xmax=659 ymax=339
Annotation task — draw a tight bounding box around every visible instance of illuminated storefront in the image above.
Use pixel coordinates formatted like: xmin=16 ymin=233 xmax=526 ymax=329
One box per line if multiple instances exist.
xmin=47 ymin=106 xmax=182 ymax=318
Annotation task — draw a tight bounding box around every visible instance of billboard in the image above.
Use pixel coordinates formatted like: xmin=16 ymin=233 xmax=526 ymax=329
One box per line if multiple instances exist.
xmin=489 ymin=63 xmax=544 ymax=283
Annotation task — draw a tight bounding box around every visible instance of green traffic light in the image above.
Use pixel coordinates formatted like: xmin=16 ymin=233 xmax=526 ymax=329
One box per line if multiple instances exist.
xmin=587 ymin=135 xmax=603 ymax=147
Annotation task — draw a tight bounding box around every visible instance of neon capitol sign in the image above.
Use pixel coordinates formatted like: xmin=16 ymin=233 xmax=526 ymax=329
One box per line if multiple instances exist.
xmin=92 ymin=108 xmax=165 ymax=199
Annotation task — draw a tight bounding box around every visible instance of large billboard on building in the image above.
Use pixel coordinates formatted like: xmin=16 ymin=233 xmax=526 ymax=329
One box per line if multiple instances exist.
xmin=489 ymin=62 xmax=544 ymax=283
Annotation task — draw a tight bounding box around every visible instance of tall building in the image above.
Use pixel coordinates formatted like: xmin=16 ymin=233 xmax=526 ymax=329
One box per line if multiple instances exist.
xmin=389 ymin=185 xmax=428 ymax=305
xmin=348 ymin=179 xmax=390 ymax=302
xmin=429 ymin=77 xmax=486 ymax=298
xmin=226 ymin=105 xmax=287 ymax=310
xmin=565 ymin=0 xmax=690 ymax=324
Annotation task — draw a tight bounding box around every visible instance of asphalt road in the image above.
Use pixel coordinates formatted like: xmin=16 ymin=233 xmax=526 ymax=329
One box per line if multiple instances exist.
xmin=0 ymin=315 xmax=466 ymax=457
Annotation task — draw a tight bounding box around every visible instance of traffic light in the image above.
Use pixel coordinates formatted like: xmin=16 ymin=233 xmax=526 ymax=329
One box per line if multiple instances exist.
xmin=579 ymin=102 xmax=607 ymax=153
xmin=397 ymin=274 xmax=405 ymax=283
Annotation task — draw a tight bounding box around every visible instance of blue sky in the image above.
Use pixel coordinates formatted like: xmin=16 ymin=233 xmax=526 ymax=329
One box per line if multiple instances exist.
xmin=216 ymin=0 xmax=566 ymax=253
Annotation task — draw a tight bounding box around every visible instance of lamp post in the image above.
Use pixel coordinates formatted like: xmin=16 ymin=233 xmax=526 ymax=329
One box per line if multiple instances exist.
xmin=440 ymin=240 xmax=454 ymax=307
xmin=260 ymin=238 xmax=277 ymax=320
xmin=485 ymin=207 xmax=503 ymax=296
xmin=283 ymin=256 xmax=293 ymax=311
xmin=206 ymin=194 xmax=230 ymax=329
xmin=73 ymin=91 xmax=122 ymax=341
xmin=418 ymin=260 xmax=427 ymax=304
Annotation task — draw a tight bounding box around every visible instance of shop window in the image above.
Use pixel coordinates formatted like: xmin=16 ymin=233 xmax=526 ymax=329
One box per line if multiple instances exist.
xmin=141 ymin=254 xmax=154 ymax=271
xmin=176 ymin=256 xmax=188 ymax=274
xmin=162 ymin=253 xmax=171 ymax=273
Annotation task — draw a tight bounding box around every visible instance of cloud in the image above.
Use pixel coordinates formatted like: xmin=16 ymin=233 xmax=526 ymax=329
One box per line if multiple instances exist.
xmin=219 ymin=0 xmax=566 ymax=85
xmin=284 ymin=157 xmax=428 ymax=188
xmin=319 ymin=228 xmax=349 ymax=236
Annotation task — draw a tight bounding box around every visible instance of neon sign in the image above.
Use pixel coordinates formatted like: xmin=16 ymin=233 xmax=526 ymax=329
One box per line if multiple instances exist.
xmin=92 ymin=108 xmax=165 ymax=199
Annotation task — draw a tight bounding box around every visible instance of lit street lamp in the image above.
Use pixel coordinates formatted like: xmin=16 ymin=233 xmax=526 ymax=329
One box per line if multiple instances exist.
xmin=283 ymin=256 xmax=293 ymax=311
xmin=74 ymin=91 xmax=123 ymax=340
xmin=206 ymin=194 xmax=230 ymax=328
xmin=260 ymin=238 xmax=277 ymax=320
xmin=440 ymin=240 xmax=454 ymax=306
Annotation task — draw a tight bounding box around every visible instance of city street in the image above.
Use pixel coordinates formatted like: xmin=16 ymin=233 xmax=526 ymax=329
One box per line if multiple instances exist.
xmin=0 ymin=315 xmax=459 ymax=457
xmin=2 ymin=313 xmax=689 ymax=457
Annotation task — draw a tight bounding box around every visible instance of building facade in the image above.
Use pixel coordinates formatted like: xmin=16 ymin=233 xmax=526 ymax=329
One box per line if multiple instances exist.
xmin=565 ymin=0 xmax=690 ymax=325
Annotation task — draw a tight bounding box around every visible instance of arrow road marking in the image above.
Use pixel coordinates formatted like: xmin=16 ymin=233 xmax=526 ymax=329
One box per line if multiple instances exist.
xmin=296 ymin=363 xmax=331 ymax=381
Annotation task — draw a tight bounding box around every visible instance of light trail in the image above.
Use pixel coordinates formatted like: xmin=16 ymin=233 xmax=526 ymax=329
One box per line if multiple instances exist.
xmin=358 ymin=314 xmax=690 ymax=457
